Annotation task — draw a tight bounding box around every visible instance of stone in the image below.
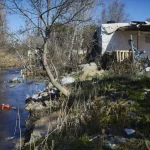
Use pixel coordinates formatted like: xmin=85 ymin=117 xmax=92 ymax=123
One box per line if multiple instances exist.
xmin=78 ymin=64 xmax=90 ymax=69
xmin=80 ymin=69 xmax=105 ymax=81
xmin=34 ymin=103 xmax=45 ymax=110
xmin=26 ymin=102 xmax=45 ymax=111
xmin=30 ymin=110 xmax=61 ymax=143
xmin=82 ymin=64 xmax=97 ymax=71
xmin=61 ymin=77 xmax=75 ymax=85
xmin=44 ymin=100 xmax=51 ymax=107
xmin=90 ymin=62 xmax=97 ymax=66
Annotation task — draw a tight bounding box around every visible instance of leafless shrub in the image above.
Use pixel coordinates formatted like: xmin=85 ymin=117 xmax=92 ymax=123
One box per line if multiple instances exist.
xmin=101 ymin=0 xmax=129 ymax=23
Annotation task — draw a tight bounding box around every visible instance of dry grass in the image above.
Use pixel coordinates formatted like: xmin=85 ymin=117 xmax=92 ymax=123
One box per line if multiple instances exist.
xmin=0 ymin=51 xmax=22 ymax=68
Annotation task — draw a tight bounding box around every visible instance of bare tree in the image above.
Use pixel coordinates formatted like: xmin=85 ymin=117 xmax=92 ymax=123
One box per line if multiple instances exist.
xmin=6 ymin=0 xmax=102 ymax=96
xmin=0 ymin=0 xmax=7 ymax=48
xmin=101 ymin=0 xmax=129 ymax=23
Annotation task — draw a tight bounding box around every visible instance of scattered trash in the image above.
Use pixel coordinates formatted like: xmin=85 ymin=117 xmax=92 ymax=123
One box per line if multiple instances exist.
xmin=26 ymin=94 xmax=31 ymax=99
xmin=5 ymin=136 xmax=14 ymax=140
xmin=104 ymin=143 xmax=116 ymax=149
xmin=89 ymin=135 xmax=100 ymax=141
xmin=11 ymin=107 xmax=17 ymax=110
xmin=10 ymin=77 xmax=21 ymax=83
xmin=145 ymin=67 xmax=150 ymax=72
xmin=61 ymin=77 xmax=75 ymax=85
xmin=26 ymin=87 xmax=59 ymax=108
xmin=122 ymin=100 xmax=135 ymax=106
xmin=49 ymin=89 xmax=55 ymax=94
xmin=79 ymin=63 xmax=98 ymax=71
xmin=3 ymin=77 xmax=21 ymax=88
xmin=144 ymin=89 xmax=150 ymax=92
xmin=49 ymin=88 xmax=58 ymax=95
xmin=127 ymin=100 xmax=135 ymax=105
xmin=144 ymin=89 xmax=150 ymax=95
xmin=1 ymin=104 xmax=11 ymax=110
xmin=32 ymin=94 xmax=39 ymax=100
xmin=124 ymin=128 xmax=135 ymax=135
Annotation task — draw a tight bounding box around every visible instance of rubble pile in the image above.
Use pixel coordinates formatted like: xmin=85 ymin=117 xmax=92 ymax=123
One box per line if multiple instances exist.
xmin=26 ymin=87 xmax=59 ymax=111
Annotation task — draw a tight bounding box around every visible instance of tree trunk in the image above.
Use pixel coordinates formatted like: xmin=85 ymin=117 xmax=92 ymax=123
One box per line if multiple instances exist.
xmin=43 ymin=40 xmax=70 ymax=97
xmin=68 ymin=27 xmax=77 ymax=60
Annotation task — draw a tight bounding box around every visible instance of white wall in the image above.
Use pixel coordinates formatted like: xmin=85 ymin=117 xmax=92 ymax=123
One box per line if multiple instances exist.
xmin=105 ymin=31 xmax=150 ymax=57
xmin=138 ymin=32 xmax=150 ymax=57
xmin=106 ymin=31 xmax=136 ymax=51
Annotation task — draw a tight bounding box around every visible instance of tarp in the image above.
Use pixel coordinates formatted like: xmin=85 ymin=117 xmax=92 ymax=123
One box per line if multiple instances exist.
xmin=100 ymin=23 xmax=130 ymax=54
xmin=101 ymin=23 xmax=130 ymax=34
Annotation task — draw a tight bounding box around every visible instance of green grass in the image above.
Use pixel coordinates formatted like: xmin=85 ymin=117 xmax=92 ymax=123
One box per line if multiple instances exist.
xmin=23 ymin=73 xmax=150 ymax=150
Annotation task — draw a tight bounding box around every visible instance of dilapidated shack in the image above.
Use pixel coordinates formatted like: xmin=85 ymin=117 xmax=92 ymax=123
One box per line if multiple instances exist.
xmin=90 ymin=21 xmax=150 ymax=62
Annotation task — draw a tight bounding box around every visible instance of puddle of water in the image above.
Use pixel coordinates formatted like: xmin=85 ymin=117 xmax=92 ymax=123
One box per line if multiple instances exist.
xmin=0 ymin=68 xmax=45 ymax=149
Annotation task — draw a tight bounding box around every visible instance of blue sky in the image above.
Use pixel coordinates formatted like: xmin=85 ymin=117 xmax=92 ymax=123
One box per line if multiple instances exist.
xmin=7 ymin=14 xmax=24 ymax=32
xmin=7 ymin=0 xmax=150 ymax=32
xmin=123 ymin=0 xmax=150 ymax=21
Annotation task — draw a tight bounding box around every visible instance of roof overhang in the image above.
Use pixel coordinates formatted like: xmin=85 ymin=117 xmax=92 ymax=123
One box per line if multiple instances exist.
xmin=117 ymin=21 xmax=150 ymax=32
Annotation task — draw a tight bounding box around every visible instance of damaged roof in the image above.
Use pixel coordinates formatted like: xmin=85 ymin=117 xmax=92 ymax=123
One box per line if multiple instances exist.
xmin=118 ymin=21 xmax=150 ymax=31
xmin=101 ymin=21 xmax=150 ymax=35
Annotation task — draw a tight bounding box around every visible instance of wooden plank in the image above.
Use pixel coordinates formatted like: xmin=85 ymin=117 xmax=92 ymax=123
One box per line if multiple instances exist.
xmin=137 ymin=30 xmax=140 ymax=50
